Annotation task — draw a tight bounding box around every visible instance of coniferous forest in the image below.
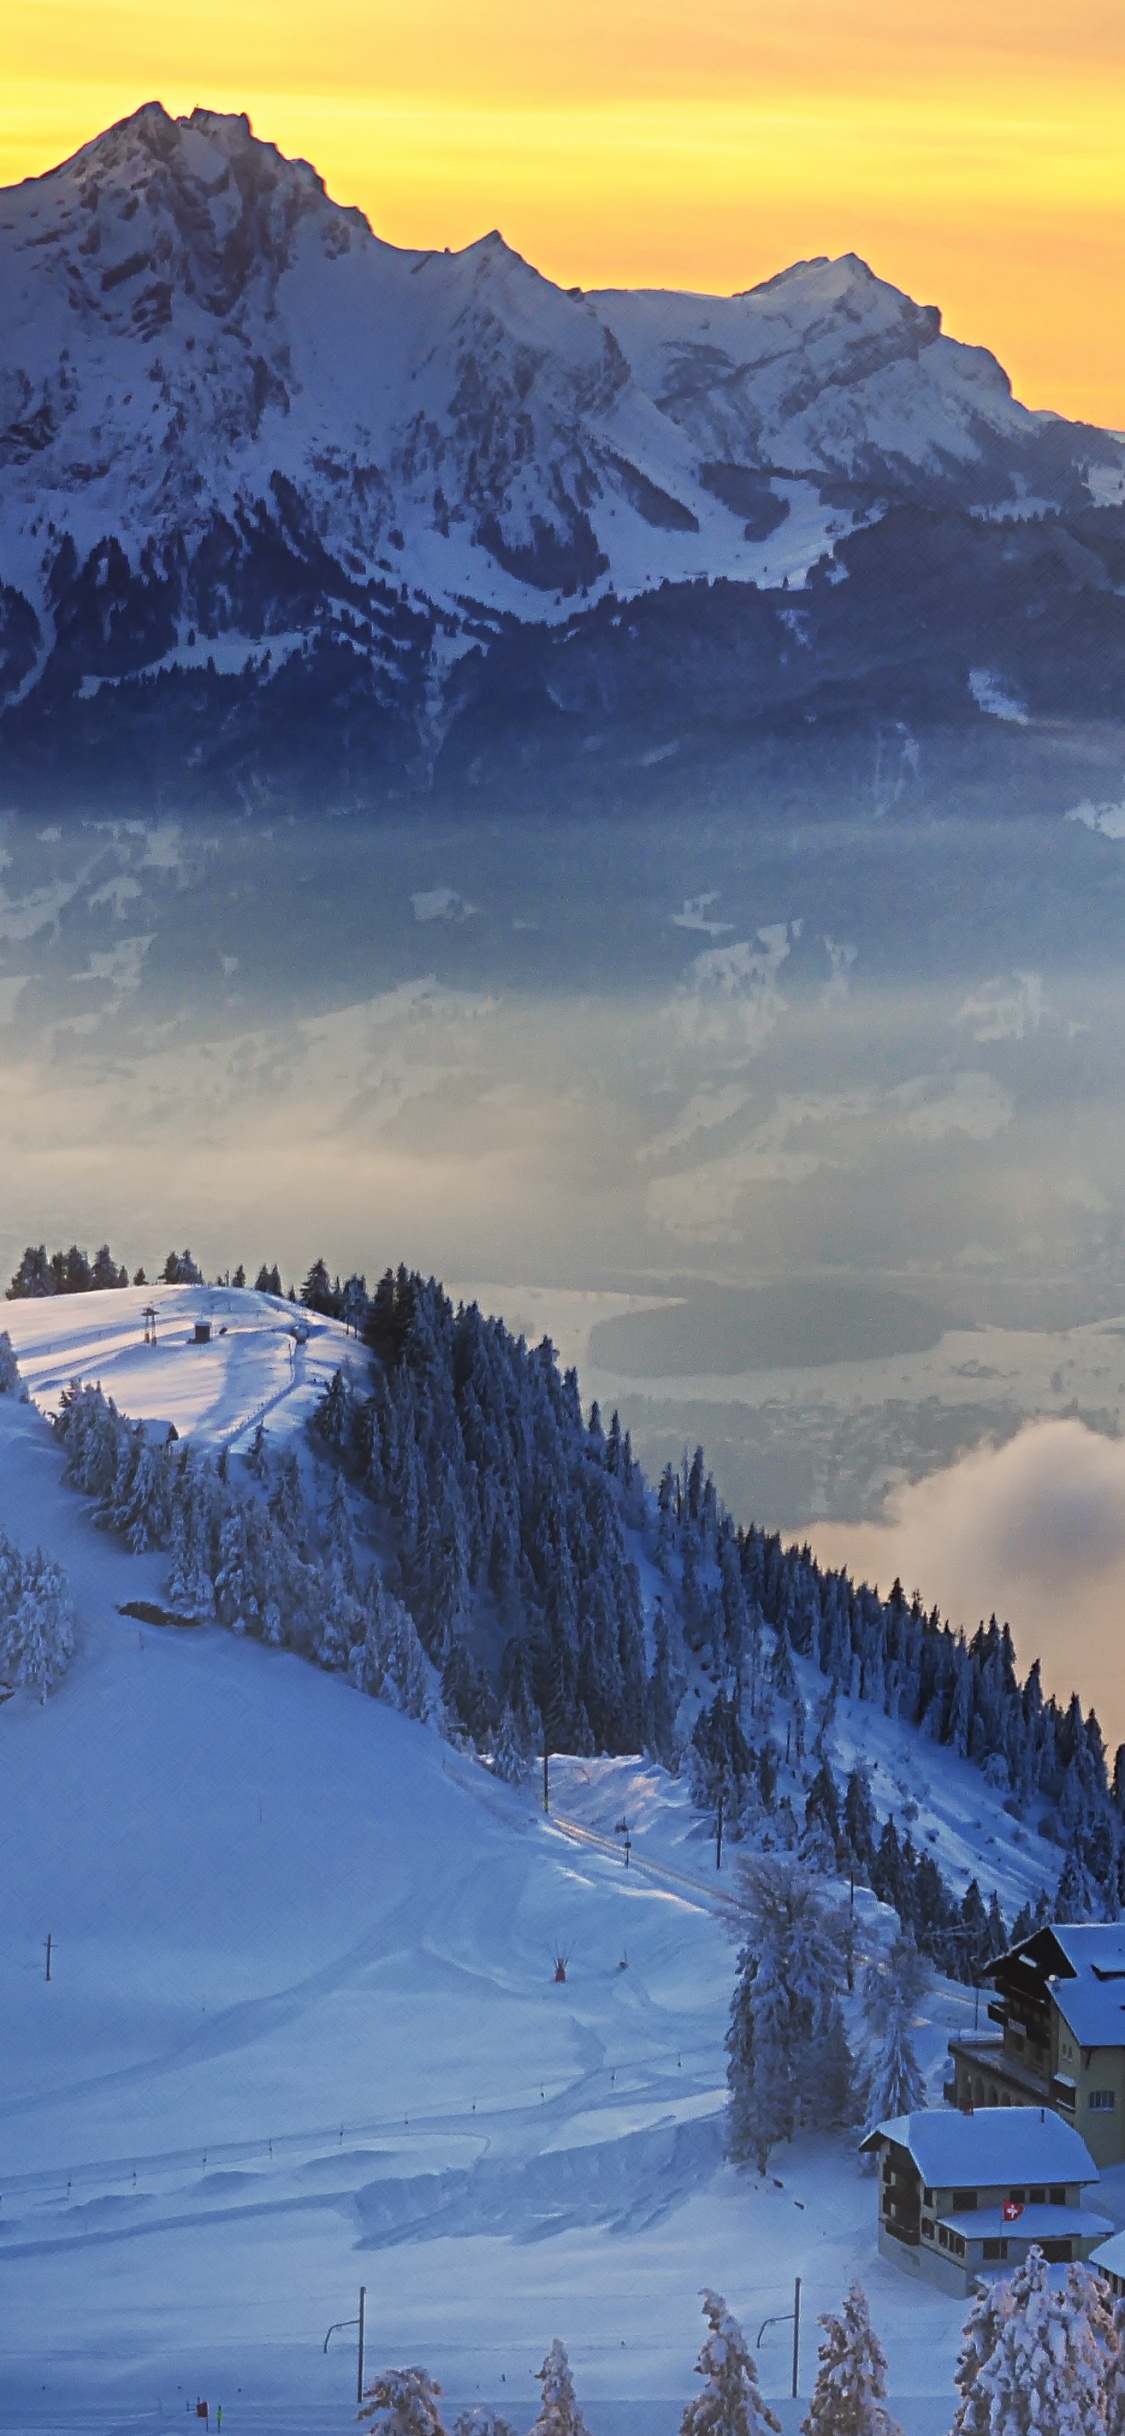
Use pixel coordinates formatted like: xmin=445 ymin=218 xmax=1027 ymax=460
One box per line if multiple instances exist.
xmin=6 ymin=1256 xmax=1125 ymax=1968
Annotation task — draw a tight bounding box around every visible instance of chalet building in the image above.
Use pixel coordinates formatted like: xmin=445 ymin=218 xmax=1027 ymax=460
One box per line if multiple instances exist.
xmin=947 ymin=1924 xmax=1125 ymax=2169
xmin=861 ymin=2108 xmax=1109 ymax=2296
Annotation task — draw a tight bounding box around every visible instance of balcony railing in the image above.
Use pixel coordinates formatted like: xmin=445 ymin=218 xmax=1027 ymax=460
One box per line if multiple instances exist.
xmin=947 ymin=2033 xmax=1050 ymax=2104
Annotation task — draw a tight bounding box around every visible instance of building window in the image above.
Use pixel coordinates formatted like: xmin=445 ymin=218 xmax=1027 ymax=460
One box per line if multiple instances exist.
xmin=983 ymin=2240 xmax=1009 ymax=2263
xmin=1090 ymin=2091 xmax=1116 ymax=2111
xmin=922 ymin=2219 xmax=934 ymax=2240
xmin=1050 ymin=2187 xmax=1065 ymax=2207
xmin=1029 ymin=2188 xmax=1045 ymax=2205
xmin=1008 ymin=2190 xmax=1025 ymax=2204
xmin=938 ymin=2226 xmax=949 ymax=2248
xmin=953 ymin=2190 xmax=977 ymax=2210
xmin=923 ymin=2188 xmax=933 ymax=2205
xmin=952 ymin=2235 xmax=966 ymax=2258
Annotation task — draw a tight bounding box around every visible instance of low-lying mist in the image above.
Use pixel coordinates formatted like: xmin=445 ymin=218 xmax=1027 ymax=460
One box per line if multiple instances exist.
xmin=2 ymin=790 xmax=1125 ymax=1731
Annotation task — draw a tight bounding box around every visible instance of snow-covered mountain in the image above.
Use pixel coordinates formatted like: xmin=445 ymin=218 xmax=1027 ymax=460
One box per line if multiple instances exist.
xmin=2 ymin=101 xmax=1125 ymax=806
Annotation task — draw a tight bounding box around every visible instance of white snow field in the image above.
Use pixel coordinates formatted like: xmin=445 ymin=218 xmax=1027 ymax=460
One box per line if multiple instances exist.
xmin=0 ymin=1291 xmax=1112 ymax=2436
xmin=0 ymin=1281 xmax=358 ymax=1450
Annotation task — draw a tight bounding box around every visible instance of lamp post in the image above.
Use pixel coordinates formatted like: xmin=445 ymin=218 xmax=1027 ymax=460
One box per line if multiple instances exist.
xmin=323 ymin=2287 xmax=367 ymax=2404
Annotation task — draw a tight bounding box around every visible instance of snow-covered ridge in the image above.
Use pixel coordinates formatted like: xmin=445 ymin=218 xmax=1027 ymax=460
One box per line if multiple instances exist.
xmin=1 ymin=1281 xmax=357 ymax=1450
xmin=1 ymin=99 xmax=1122 ymax=709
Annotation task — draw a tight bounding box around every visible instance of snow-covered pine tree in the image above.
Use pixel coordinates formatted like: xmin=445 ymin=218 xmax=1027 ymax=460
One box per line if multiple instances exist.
xmin=801 ymin=2284 xmax=901 ymax=2436
xmin=0 ymin=1537 xmax=76 ymax=1699
xmin=1104 ymin=2292 xmax=1125 ymax=2436
xmin=324 ymin=1469 xmax=358 ymax=1588
xmin=214 ymin=1506 xmax=256 ymax=1636
xmin=90 ymin=1243 xmax=127 ymax=1290
xmin=316 ymin=1561 xmax=363 ymax=1672
xmin=1056 ymin=1845 xmax=1100 ymax=1924
xmin=358 ymin=2366 xmax=446 ymax=2436
xmin=680 ymin=2289 xmax=781 ymax=2436
xmin=858 ymin=1937 xmax=928 ymax=2146
xmin=6 ymin=1244 xmax=54 ymax=1298
xmin=0 ymin=1330 xmax=28 ymax=1398
xmin=648 ymin=1603 xmax=682 ymax=1769
xmin=966 ymin=2250 xmax=1110 ymax=2436
xmin=726 ymin=1858 xmax=853 ymax=2169
xmin=950 ymin=2268 xmax=1011 ymax=2436
xmin=492 ymin=1701 xmax=532 ymax=1785
xmin=726 ymin=1920 xmax=797 ymax=2169
xmin=530 ymin=2340 xmax=591 ymax=2436
xmin=161 ymin=1249 xmax=203 ymax=1284
xmin=452 ymin=2413 xmax=517 ymax=2436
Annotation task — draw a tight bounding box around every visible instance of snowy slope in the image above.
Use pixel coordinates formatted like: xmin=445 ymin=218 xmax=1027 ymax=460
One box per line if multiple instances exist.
xmin=0 ymin=1296 xmax=1105 ymax=2432
xmin=1 ymin=100 xmax=1122 ymax=728
xmin=1 ymin=1281 xmax=363 ymax=1450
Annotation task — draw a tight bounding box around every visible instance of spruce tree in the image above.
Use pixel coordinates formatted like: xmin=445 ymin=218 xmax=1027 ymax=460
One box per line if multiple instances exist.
xmin=967 ymin=2250 xmax=1109 ymax=2436
xmin=726 ymin=1859 xmax=852 ymax=2168
xmin=0 ymin=1539 xmax=76 ymax=1700
xmin=844 ymin=1766 xmax=878 ymax=1870
xmin=726 ymin=1933 xmax=794 ymax=2170
xmin=6 ymin=1244 xmax=54 ymax=1298
xmin=1104 ymin=2293 xmax=1125 ymax=2436
xmin=530 ymin=2340 xmax=590 ymax=2436
xmin=859 ymin=1938 xmax=928 ymax=2139
xmin=680 ymin=2289 xmax=781 ymax=2436
xmin=950 ymin=2270 xmax=1010 ymax=2436
xmin=801 ymin=2284 xmax=901 ymax=2436
xmin=358 ymin=2367 xmax=446 ymax=2436
xmin=492 ymin=1702 xmax=532 ymax=1784
xmin=648 ymin=1603 xmax=681 ymax=1767
xmin=0 ymin=1332 xmax=27 ymax=1399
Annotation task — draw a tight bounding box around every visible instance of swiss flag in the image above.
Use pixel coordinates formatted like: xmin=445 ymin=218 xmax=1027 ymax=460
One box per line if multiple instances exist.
xmin=1003 ymin=2200 xmax=1024 ymax=2223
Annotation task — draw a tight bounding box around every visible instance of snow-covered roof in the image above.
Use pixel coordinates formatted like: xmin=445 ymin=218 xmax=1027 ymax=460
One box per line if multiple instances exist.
xmin=1050 ymin=1926 xmax=1125 ymax=1968
xmin=998 ymin=1925 xmax=1125 ymax=2047
xmin=861 ymin=2108 xmax=1099 ymax=2187
xmin=941 ymin=2204 xmax=1112 ymax=2241
xmin=1091 ymin=2231 xmax=1125 ymax=2278
xmin=1048 ymin=1928 xmax=1125 ymax=2046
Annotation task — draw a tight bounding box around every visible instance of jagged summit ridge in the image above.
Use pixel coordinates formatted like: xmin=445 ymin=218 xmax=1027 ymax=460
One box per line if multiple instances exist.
xmin=1 ymin=102 xmax=1124 ymax=799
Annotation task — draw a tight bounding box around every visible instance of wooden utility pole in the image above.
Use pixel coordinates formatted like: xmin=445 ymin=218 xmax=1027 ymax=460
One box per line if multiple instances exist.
xmin=543 ymin=1748 xmax=550 ymax=1814
xmin=715 ymin=1795 xmax=723 ymax=1871
xmin=44 ymin=1933 xmax=52 ymax=1982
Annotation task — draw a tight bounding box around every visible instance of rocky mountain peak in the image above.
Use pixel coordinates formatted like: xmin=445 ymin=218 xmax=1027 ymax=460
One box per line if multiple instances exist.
xmin=1 ymin=107 xmax=1124 ymax=805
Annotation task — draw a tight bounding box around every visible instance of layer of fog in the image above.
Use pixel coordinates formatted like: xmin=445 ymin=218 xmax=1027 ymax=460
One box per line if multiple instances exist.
xmin=3 ymin=800 xmax=1125 ymax=1747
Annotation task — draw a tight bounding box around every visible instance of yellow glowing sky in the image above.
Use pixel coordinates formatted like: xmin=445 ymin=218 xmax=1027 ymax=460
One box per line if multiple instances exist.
xmin=4 ymin=1 xmax=1124 ymax=426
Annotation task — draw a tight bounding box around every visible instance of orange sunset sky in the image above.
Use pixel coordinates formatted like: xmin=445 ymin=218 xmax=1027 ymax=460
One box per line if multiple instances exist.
xmin=4 ymin=0 xmax=1124 ymax=428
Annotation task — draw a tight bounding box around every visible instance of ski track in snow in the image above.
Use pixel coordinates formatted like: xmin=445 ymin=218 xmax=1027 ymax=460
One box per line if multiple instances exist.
xmin=0 ymin=1288 xmax=1106 ymax=2432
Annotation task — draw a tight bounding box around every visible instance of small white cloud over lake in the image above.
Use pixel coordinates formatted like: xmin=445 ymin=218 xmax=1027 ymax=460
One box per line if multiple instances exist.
xmin=1067 ymin=792 xmax=1125 ymax=841
xmin=411 ymin=887 xmax=479 ymax=923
